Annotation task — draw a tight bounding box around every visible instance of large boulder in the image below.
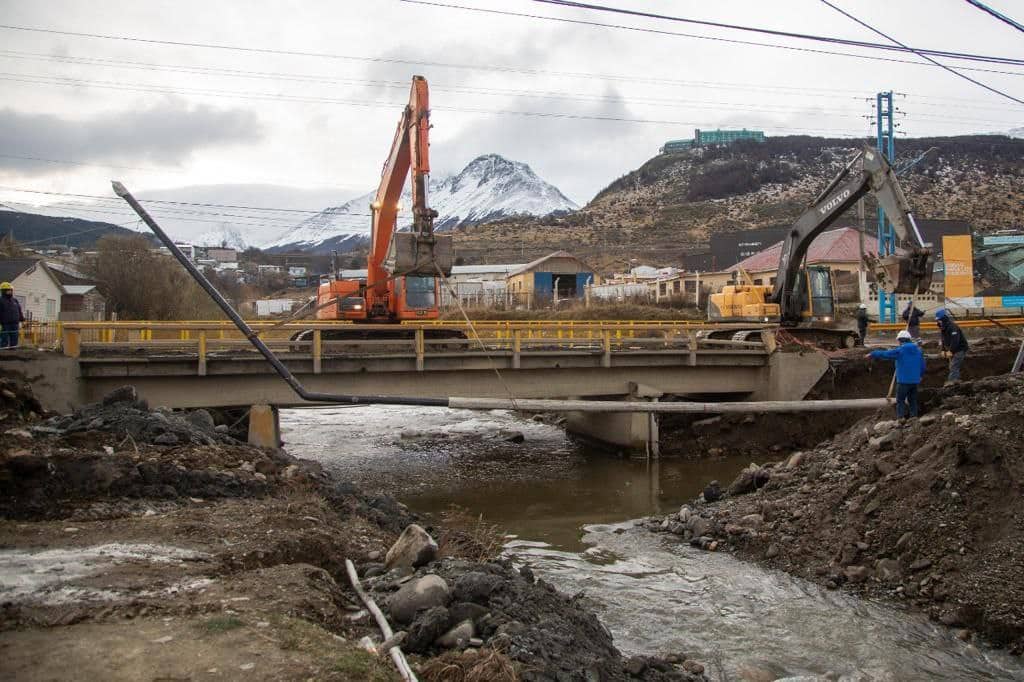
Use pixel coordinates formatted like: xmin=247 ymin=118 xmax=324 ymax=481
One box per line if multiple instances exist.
xmin=388 ymin=574 xmax=451 ymax=625
xmin=385 ymin=523 xmax=438 ymax=570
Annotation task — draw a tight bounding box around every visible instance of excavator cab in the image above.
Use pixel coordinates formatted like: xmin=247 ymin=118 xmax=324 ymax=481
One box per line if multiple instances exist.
xmin=791 ymin=265 xmax=836 ymax=322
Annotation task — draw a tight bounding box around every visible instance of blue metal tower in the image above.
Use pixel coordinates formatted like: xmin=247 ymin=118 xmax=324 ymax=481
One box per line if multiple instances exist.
xmin=876 ymin=91 xmax=897 ymax=323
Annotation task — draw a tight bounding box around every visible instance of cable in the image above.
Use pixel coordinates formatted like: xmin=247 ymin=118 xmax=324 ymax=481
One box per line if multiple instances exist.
xmin=5 ymin=50 xmax=1021 ymax=126
xmin=0 ymin=72 xmax=882 ymax=135
xmin=3 ymin=17 xmax=1023 ymax=83
xmin=397 ymin=1 xmax=1024 ymax=76
xmin=820 ymin=0 xmax=1024 ymax=106
xmin=531 ymin=0 xmax=1024 ymax=65
xmin=964 ymin=0 xmax=1024 ymax=34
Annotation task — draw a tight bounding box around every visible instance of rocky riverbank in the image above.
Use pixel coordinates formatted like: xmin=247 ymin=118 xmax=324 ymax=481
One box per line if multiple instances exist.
xmin=643 ymin=371 xmax=1024 ymax=656
xmin=0 ymin=379 xmax=706 ymax=681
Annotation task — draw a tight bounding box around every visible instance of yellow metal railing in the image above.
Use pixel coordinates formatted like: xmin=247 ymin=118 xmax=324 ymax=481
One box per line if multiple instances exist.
xmin=873 ymin=317 xmax=1024 ymax=332
xmin=57 ymin=319 xmax=773 ymax=376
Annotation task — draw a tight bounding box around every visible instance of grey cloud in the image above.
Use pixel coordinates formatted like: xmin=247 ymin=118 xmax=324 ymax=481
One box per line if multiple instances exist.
xmin=434 ymin=87 xmax=658 ymax=205
xmin=0 ymin=98 xmax=263 ymax=175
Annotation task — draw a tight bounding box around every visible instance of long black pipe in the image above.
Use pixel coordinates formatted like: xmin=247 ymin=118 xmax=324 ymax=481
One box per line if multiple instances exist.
xmin=112 ymin=181 xmax=449 ymax=408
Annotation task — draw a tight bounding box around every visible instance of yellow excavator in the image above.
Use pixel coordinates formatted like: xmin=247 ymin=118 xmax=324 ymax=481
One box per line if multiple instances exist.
xmin=707 ymin=146 xmax=934 ymax=347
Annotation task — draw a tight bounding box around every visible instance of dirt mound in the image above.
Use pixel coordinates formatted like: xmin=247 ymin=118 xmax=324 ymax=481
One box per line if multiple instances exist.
xmin=36 ymin=385 xmax=245 ymax=447
xmin=1 ymin=378 xmax=705 ymax=680
xmin=648 ymin=372 xmax=1024 ymax=654
xmin=359 ymin=558 xmax=701 ymax=681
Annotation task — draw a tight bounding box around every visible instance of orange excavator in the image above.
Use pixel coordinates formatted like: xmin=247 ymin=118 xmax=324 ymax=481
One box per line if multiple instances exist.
xmin=312 ymin=76 xmax=453 ymax=336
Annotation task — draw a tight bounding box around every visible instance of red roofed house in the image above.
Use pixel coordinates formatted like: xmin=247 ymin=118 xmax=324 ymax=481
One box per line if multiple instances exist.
xmin=730 ymin=226 xmax=876 ymax=292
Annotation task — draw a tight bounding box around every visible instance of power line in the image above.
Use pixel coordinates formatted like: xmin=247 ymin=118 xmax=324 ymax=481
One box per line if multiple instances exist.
xmin=2 ymin=17 xmax=1023 ymax=86
xmin=964 ymin=0 xmax=1024 ymax=34
xmin=0 ymin=72 xmax=885 ymax=135
xmin=820 ymin=0 xmax=1024 ymax=106
xmin=5 ymin=48 xmax=1022 ymax=117
xmin=397 ymin=1 xmax=1024 ymax=77
xmin=8 ymin=68 xmax=1019 ymax=132
xmin=531 ymin=0 xmax=1024 ymax=65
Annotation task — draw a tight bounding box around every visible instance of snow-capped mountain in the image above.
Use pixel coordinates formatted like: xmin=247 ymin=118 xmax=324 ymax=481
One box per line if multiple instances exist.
xmin=263 ymin=154 xmax=577 ymax=253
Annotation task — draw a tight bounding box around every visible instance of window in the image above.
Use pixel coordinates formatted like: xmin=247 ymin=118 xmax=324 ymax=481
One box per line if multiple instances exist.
xmin=405 ymin=276 xmax=436 ymax=309
xmin=684 ymin=280 xmax=696 ymax=293
xmin=673 ymin=281 xmax=681 ymax=293
xmin=46 ymin=299 xmax=57 ymax=318
xmin=659 ymin=283 xmax=667 ymax=295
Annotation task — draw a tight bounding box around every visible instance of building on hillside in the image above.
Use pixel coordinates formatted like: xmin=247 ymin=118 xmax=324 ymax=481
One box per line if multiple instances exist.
xmin=506 ymin=251 xmax=598 ymax=306
xmin=0 ymin=259 xmax=64 ymax=321
xmin=660 ymin=128 xmax=765 ymax=153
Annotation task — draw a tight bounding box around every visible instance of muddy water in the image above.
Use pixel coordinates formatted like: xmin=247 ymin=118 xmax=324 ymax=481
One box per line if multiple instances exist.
xmin=281 ymin=406 xmax=1024 ymax=680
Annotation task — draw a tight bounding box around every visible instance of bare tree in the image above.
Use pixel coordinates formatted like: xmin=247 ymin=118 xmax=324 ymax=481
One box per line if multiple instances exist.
xmin=84 ymin=235 xmax=222 ymax=320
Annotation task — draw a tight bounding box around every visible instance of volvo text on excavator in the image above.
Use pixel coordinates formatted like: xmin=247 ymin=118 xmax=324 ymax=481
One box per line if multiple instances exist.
xmin=707 ymin=146 xmax=934 ymax=348
xmin=301 ymin=76 xmax=454 ymax=341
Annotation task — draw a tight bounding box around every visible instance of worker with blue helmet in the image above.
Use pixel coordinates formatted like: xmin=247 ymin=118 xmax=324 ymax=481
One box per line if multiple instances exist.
xmin=935 ymin=308 xmax=968 ymax=384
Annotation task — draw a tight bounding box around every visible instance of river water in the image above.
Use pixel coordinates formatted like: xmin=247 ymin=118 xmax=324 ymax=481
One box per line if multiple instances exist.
xmin=281 ymin=405 xmax=1024 ymax=680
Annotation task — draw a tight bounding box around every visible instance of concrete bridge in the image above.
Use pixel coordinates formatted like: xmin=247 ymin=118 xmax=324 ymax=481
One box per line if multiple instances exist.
xmin=7 ymin=320 xmax=830 ymax=453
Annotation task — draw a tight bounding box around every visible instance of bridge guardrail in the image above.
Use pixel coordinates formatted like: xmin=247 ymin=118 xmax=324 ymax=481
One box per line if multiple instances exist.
xmin=59 ymin=320 xmax=775 ymax=376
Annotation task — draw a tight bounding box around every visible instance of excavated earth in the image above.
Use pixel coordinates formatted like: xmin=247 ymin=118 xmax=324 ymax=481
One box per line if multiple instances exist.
xmin=644 ymin=370 xmax=1024 ymax=656
xmin=658 ymin=335 xmax=1022 ymax=459
xmin=0 ymin=377 xmax=704 ymax=681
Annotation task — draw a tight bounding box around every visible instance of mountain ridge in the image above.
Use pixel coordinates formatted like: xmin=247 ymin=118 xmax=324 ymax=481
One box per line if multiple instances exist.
xmin=263 ymin=154 xmax=576 ymax=253
xmin=451 ymin=134 xmax=1024 ymax=271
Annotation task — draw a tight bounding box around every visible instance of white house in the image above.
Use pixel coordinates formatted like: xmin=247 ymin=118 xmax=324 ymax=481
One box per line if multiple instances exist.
xmin=0 ymin=259 xmax=64 ymax=321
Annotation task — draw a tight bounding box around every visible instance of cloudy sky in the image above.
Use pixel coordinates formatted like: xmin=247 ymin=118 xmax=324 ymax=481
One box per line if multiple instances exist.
xmin=0 ymin=0 xmax=1021 ymax=243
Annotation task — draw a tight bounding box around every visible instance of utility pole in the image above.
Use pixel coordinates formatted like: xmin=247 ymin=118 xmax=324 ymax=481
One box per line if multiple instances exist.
xmin=876 ymin=91 xmax=898 ymax=323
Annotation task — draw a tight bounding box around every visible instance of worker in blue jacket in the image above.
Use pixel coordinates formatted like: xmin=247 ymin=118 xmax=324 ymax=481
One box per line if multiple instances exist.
xmin=867 ymin=330 xmax=926 ymax=419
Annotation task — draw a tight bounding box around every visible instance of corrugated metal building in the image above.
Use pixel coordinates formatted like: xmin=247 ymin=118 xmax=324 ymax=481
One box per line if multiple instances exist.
xmin=506 ymin=251 xmax=598 ymax=304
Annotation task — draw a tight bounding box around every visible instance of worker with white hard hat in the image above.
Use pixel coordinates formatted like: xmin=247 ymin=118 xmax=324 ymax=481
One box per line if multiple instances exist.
xmin=855 ymin=302 xmax=870 ymax=346
xmin=867 ymin=329 xmax=926 ymax=419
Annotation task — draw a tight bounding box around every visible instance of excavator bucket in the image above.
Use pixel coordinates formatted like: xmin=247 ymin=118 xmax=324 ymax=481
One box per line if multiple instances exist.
xmin=391 ymin=232 xmax=454 ymax=277
xmin=864 ymin=247 xmax=934 ymax=295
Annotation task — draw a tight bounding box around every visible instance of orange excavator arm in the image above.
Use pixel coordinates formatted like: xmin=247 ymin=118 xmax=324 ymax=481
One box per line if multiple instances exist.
xmin=367 ymin=75 xmax=444 ymax=295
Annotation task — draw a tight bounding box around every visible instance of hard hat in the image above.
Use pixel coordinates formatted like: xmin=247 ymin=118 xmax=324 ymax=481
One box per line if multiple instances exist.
xmin=0 ymin=282 xmax=11 ymax=290
xmin=858 ymin=303 xmax=867 ymax=309
xmin=934 ymin=308 xmax=948 ymax=319
xmin=897 ymin=330 xmax=913 ymax=341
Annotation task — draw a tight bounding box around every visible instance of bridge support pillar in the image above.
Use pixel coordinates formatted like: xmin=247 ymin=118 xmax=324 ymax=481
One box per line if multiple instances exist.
xmin=248 ymin=403 xmax=280 ymax=449
xmin=563 ymin=383 xmax=662 ymax=457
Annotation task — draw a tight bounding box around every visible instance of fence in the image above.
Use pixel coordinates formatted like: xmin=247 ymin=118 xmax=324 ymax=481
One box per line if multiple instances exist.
xmin=58 ymin=319 xmax=775 ymax=376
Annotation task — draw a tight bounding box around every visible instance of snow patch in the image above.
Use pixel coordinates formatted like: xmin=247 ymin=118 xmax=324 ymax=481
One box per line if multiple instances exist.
xmin=263 ymin=154 xmax=576 ymax=253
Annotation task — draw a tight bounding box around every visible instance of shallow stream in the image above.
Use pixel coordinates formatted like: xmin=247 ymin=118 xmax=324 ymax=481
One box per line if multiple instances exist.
xmin=281 ymin=405 xmax=1024 ymax=680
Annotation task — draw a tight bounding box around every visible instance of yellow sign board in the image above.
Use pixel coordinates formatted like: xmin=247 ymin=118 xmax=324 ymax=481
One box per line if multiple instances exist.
xmin=942 ymin=235 xmax=974 ymax=298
